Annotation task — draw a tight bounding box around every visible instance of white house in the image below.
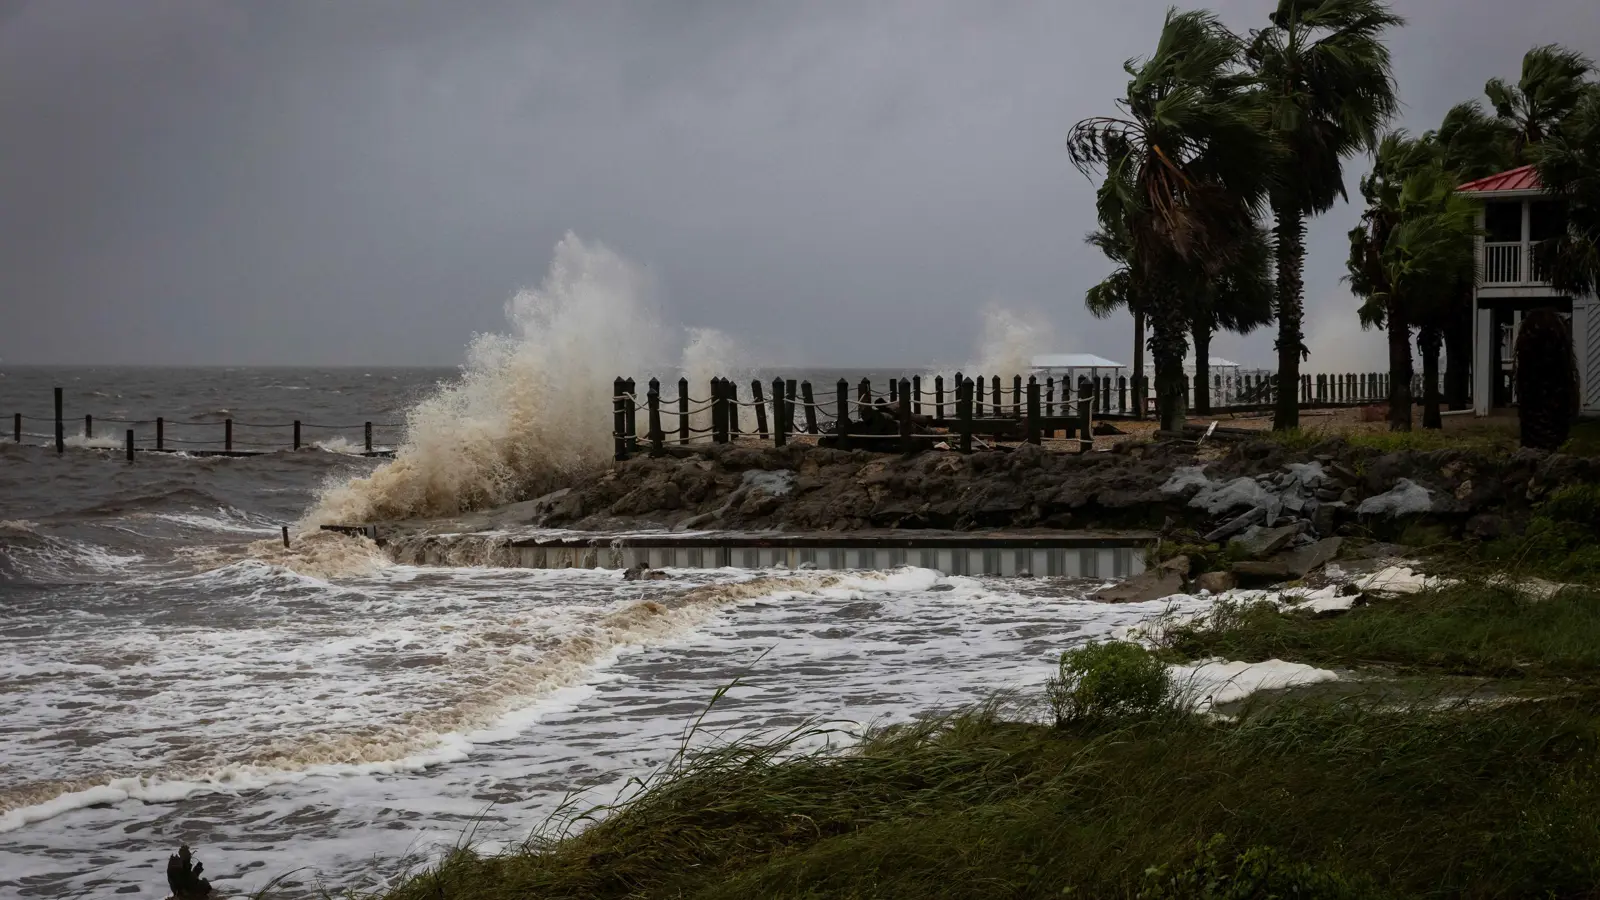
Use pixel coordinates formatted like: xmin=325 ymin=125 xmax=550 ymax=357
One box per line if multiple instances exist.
xmin=1458 ymin=165 xmax=1598 ymax=416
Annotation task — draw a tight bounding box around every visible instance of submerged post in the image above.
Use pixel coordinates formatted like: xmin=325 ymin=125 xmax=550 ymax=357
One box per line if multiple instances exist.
xmin=54 ymin=387 xmax=63 ymax=454
xmin=365 ymin=422 xmax=373 ymax=454
xmin=647 ymin=378 xmax=664 ymax=457
xmin=934 ymin=375 xmax=945 ymax=424
xmin=1027 ymin=377 xmax=1041 ymax=445
xmin=836 ymin=378 xmax=850 ymax=450
xmin=225 ymin=419 xmax=233 ymax=452
xmin=958 ymin=378 xmax=973 ymax=454
xmin=125 ymin=429 xmax=134 ymax=461
xmin=898 ymin=378 xmax=913 ymax=454
xmin=84 ymin=414 xmax=93 ymax=440
xmin=613 ymin=378 xmax=628 ymax=460
xmin=678 ymin=377 xmax=690 ymax=445
xmin=290 ymin=420 xmax=298 ymax=452
xmin=752 ymin=380 xmax=769 ymax=440
xmin=159 ymin=417 xmax=167 ymax=451
xmin=281 ymin=525 xmax=290 ymax=549
xmin=801 ymin=381 xmax=818 ymax=434
xmin=12 ymin=413 xmax=19 ymax=443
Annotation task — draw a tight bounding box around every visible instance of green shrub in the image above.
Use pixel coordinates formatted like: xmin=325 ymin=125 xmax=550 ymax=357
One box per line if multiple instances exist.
xmin=1140 ymin=834 xmax=1370 ymax=900
xmin=1048 ymin=641 xmax=1172 ymax=726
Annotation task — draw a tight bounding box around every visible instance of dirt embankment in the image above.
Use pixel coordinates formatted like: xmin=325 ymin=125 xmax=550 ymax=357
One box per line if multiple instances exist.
xmin=383 ymin=438 xmax=1600 ymax=543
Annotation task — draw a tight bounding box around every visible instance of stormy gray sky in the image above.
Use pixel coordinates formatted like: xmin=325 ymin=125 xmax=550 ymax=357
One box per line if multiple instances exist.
xmin=1 ymin=0 xmax=1595 ymax=369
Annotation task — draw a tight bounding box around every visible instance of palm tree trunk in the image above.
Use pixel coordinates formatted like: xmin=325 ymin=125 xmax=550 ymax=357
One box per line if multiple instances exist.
xmin=1133 ymin=310 xmax=1146 ymax=419
xmin=1387 ymin=296 xmax=1413 ymax=432
xmin=1420 ymin=325 xmax=1443 ymax=429
xmin=1193 ymin=322 xmax=1212 ymax=415
xmin=1152 ymin=297 xmax=1189 ymax=432
xmin=1443 ymin=297 xmax=1472 ymax=410
xmin=1271 ymin=204 xmax=1306 ymax=431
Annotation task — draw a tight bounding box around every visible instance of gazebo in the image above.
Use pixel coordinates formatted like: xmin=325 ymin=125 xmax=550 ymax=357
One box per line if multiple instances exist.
xmin=1030 ymin=353 xmax=1126 ymax=385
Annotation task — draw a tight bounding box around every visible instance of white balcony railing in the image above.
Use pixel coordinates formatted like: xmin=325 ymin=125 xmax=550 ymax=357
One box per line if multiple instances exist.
xmin=1482 ymin=241 xmax=1550 ymax=286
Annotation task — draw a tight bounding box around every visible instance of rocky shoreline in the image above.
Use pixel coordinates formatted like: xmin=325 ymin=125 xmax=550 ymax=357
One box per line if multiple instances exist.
xmin=372 ymin=436 xmax=1598 ymax=552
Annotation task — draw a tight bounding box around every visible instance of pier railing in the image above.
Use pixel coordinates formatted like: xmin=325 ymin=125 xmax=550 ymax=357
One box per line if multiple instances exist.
xmin=9 ymin=387 xmax=401 ymax=459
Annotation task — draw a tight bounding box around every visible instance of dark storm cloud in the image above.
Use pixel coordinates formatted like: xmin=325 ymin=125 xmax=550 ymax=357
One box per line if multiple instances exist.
xmin=1 ymin=0 xmax=1596 ymax=368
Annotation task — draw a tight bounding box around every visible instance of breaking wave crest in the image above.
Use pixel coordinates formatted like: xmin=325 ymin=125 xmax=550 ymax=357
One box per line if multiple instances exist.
xmin=302 ymin=234 xmax=734 ymax=529
xmin=0 ymin=571 xmax=858 ymax=833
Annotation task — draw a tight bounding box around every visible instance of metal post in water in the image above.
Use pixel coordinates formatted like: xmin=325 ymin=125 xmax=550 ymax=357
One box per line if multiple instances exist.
xmin=292 ymin=420 xmax=300 ymax=451
xmin=12 ymin=413 xmax=19 ymax=444
xmin=84 ymin=414 xmax=93 ymax=440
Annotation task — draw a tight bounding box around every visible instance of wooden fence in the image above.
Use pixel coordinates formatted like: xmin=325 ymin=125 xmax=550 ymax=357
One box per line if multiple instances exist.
xmin=612 ymin=370 xmax=1407 ymax=460
xmin=10 ymin=387 xmax=399 ymax=459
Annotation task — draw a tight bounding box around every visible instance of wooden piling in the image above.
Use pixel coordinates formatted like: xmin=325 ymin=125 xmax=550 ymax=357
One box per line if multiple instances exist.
xmin=1026 ymin=377 xmax=1041 ymax=445
xmin=801 ymin=381 xmax=818 ymax=434
xmin=1012 ymin=375 xmax=1023 ymax=418
xmin=365 ymin=422 xmax=373 ymax=454
xmin=678 ymin=378 xmax=691 ymax=445
xmin=281 ymin=525 xmax=290 ymax=549
xmin=624 ymin=379 xmax=638 ymax=451
xmin=913 ymin=375 xmax=922 ymax=416
xmin=836 ymin=379 xmax=850 ymax=450
xmin=934 ymin=375 xmax=945 ymax=424
xmin=647 ymin=378 xmax=664 ymax=457
xmin=991 ymin=377 xmax=1001 ymax=417
xmin=54 ymin=387 xmax=63 ymax=454
xmin=85 ymin=414 xmax=93 ymax=440
xmin=728 ymin=381 xmax=742 ymax=435
xmin=290 ymin=420 xmax=298 ymax=452
xmin=958 ymin=378 xmax=973 ymax=454
xmin=975 ymin=375 xmax=985 ymax=418
xmin=857 ymin=377 xmax=871 ymax=412
xmin=125 ymin=429 xmax=134 ymax=461
xmin=1077 ymin=378 xmax=1094 ymax=453
xmin=889 ymin=378 xmax=899 ymax=403
xmin=614 ymin=378 xmax=628 ymax=460
xmin=159 ymin=417 xmax=167 ymax=451
xmin=898 ymin=378 xmax=913 ymax=454
xmin=710 ymin=379 xmax=726 ymax=444
xmin=772 ymin=377 xmax=787 ymax=447
xmin=752 ymin=381 xmax=769 ymax=440
xmin=12 ymin=412 xmax=19 ymax=443
xmin=785 ymin=379 xmax=798 ymax=435
xmin=225 ymin=419 xmax=233 ymax=452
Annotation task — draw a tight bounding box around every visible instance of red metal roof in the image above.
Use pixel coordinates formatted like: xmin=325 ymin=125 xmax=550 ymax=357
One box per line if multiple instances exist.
xmin=1456 ymin=165 xmax=1543 ymax=194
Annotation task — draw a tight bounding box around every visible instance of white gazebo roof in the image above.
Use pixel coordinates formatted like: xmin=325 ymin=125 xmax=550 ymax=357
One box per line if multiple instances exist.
xmin=1031 ymin=353 xmax=1126 ymax=369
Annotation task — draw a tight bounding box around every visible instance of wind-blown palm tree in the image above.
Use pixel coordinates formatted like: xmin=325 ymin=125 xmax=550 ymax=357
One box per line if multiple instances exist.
xmin=1349 ymin=147 xmax=1478 ymax=431
xmin=1084 ymin=227 xmax=1149 ymax=417
xmin=1070 ymin=9 xmax=1273 ymax=432
xmin=1248 ymin=0 xmax=1404 ymax=431
xmin=1487 ymin=44 xmax=1594 ymax=161
xmin=1530 ymin=81 xmax=1600 ymax=299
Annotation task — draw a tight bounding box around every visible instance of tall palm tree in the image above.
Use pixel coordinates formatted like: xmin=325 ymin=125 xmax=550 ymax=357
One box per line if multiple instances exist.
xmin=1349 ymin=150 xmax=1478 ymax=431
xmin=1248 ymin=0 xmax=1404 ymax=431
xmin=1427 ymin=102 xmax=1515 ymax=409
xmin=1486 ymin=44 xmax=1594 ymax=161
xmin=1084 ymin=227 xmax=1149 ymax=417
xmin=1070 ymin=9 xmax=1273 ymax=432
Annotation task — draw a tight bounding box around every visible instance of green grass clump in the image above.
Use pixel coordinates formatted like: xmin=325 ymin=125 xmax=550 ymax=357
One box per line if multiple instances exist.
xmin=1164 ymin=583 xmax=1600 ymax=679
xmin=1263 ymin=426 xmax=1516 ymax=456
xmin=1479 ymin=483 xmax=1600 ymax=581
xmin=371 ymin=693 xmax=1600 ymax=899
xmin=1047 ymin=641 xmax=1172 ymax=726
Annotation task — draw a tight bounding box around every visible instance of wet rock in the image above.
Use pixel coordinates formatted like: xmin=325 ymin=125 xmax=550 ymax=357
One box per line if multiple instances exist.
xmin=1466 ymin=513 xmax=1504 ymax=540
xmin=1228 ymin=524 xmax=1300 ymax=560
xmin=1195 ymin=571 xmax=1237 ymax=594
xmin=1204 ymin=506 xmax=1266 ymax=543
xmin=1231 ymin=538 xmax=1343 ymax=584
xmin=1092 ymin=564 xmax=1186 ymax=604
xmin=623 ymin=564 xmax=669 ymax=581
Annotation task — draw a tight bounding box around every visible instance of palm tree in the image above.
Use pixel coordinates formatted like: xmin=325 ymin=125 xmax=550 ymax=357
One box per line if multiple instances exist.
xmin=1348 ymin=150 xmax=1478 ymax=431
xmin=1247 ymin=0 xmax=1404 ymax=431
xmin=1530 ymin=81 xmax=1600 ymax=299
xmin=1427 ymin=102 xmax=1515 ymax=409
xmin=1070 ymin=9 xmax=1273 ymax=432
xmin=1084 ymin=227 xmax=1149 ymax=418
xmin=1486 ymin=45 xmax=1594 ymax=161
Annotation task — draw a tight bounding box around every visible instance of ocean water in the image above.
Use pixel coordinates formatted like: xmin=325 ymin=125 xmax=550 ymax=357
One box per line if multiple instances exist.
xmin=0 ymin=238 xmax=1135 ymax=897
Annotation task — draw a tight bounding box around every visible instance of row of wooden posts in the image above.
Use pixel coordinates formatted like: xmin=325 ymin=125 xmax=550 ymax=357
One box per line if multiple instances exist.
xmin=613 ymin=374 xmax=1097 ymax=460
xmin=16 ymin=388 xmax=390 ymax=458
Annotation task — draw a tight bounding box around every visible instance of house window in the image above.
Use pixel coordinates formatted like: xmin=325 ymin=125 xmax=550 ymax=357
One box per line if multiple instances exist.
xmin=1484 ymin=201 xmax=1522 ymax=243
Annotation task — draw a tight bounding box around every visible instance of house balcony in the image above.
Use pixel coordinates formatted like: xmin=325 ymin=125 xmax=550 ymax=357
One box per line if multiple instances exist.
xmin=1482 ymin=241 xmax=1550 ymax=287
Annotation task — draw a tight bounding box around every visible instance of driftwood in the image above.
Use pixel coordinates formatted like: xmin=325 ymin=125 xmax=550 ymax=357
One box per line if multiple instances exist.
xmin=167 ymin=844 xmax=212 ymax=899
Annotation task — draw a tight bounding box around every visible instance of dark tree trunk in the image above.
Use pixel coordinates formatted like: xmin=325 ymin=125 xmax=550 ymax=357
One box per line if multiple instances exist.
xmin=1193 ymin=321 xmax=1212 ymax=415
xmin=1133 ymin=310 xmax=1146 ymax=419
xmin=1151 ymin=295 xmax=1189 ymax=432
xmin=1443 ymin=295 xmax=1472 ymax=410
xmin=1516 ymin=307 xmax=1579 ymax=451
xmin=1420 ymin=325 xmax=1443 ymax=429
xmin=1272 ymin=204 xmax=1306 ymax=431
xmin=1386 ymin=296 xmax=1413 ymax=432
